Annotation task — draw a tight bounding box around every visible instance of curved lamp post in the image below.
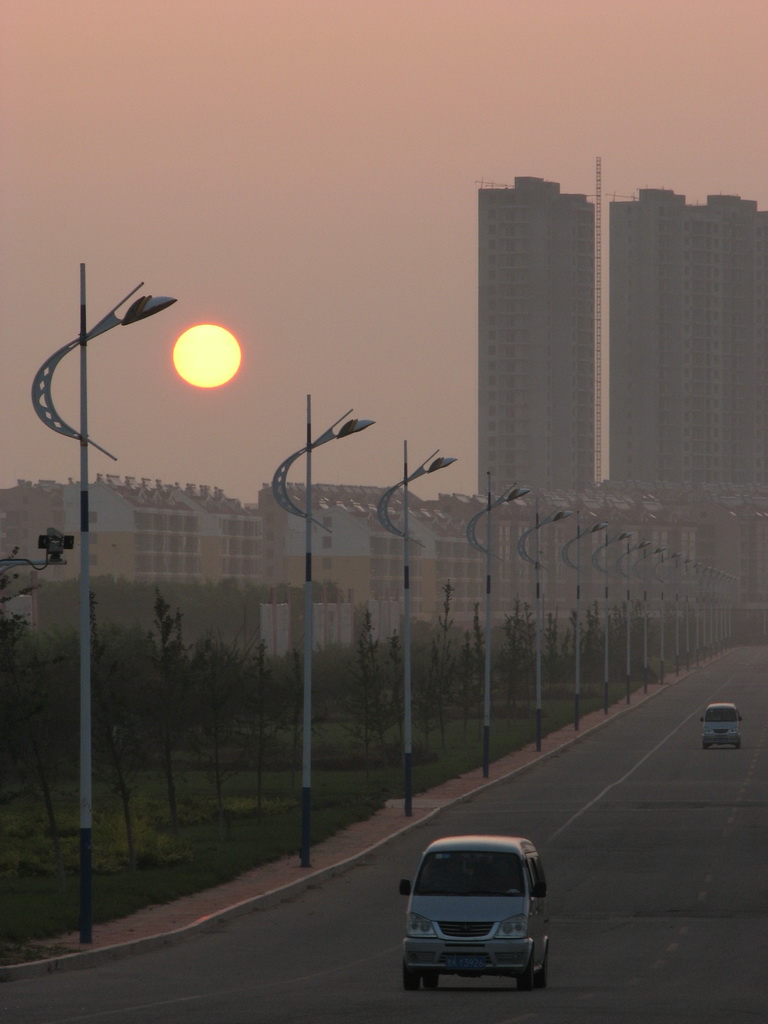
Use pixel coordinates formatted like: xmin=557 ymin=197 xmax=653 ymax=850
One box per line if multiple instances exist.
xmin=708 ymin=569 xmax=720 ymax=655
xmin=272 ymin=397 xmax=374 ymax=866
xmin=561 ymin=516 xmax=607 ymax=730
xmin=31 ymin=265 xmax=176 ymax=944
xmin=707 ymin=568 xmax=730 ymax=653
xmin=377 ymin=444 xmax=456 ymax=815
xmin=683 ymin=558 xmax=694 ymax=671
xmin=691 ymin=561 xmax=702 ymax=666
xmin=466 ymin=476 xmax=530 ymax=776
xmin=517 ymin=501 xmax=575 ymax=751
xmin=650 ymin=547 xmax=670 ymax=683
xmin=617 ymin=539 xmax=651 ymax=704
xmin=634 ymin=544 xmax=665 ymax=693
xmin=591 ymin=530 xmax=633 ymax=713
xmin=669 ymin=552 xmax=683 ymax=676
xmin=721 ymin=572 xmax=737 ymax=650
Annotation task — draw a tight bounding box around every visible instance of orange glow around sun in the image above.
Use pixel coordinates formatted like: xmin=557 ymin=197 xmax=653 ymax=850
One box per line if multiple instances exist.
xmin=173 ymin=324 xmax=242 ymax=388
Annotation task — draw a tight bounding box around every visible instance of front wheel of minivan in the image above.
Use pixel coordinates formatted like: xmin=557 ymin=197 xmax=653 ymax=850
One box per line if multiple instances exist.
xmin=533 ymin=941 xmax=548 ymax=988
xmin=517 ymin=948 xmax=535 ymax=990
xmin=402 ymin=963 xmax=421 ymax=990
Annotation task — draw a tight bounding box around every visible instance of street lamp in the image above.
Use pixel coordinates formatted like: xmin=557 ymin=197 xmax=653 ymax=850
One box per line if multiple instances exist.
xmin=591 ymin=530 xmax=633 ymax=714
xmin=272 ymin=397 xmax=373 ymax=867
xmin=651 ymin=548 xmax=669 ymax=683
xmin=561 ymin=515 xmax=607 ymax=730
xmin=31 ymin=265 xmax=176 ymax=944
xmin=634 ymin=544 xmax=655 ymax=694
xmin=709 ymin=569 xmax=729 ymax=653
xmin=683 ymin=558 xmax=694 ymax=671
xmin=722 ymin=572 xmax=737 ymax=649
xmin=692 ymin=562 xmax=702 ymax=666
xmin=377 ymin=444 xmax=456 ymax=815
xmin=708 ymin=569 xmax=720 ymax=655
xmin=617 ymin=539 xmax=651 ymax=705
xmin=517 ymin=501 xmax=575 ymax=751
xmin=466 ymin=475 xmax=530 ymax=776
xmin=669 ymin=552 xmax=683 ymax=676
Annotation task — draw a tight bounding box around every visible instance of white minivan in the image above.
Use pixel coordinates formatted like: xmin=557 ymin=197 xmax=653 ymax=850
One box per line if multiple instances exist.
xmin=399 ymin=834 xmax=549 ymax=990
xmin=701 ymin=702 xmax=742 ymax=748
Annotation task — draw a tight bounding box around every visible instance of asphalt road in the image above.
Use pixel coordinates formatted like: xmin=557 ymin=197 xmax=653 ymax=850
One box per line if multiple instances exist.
xmin=4 ymin=646 xmax=767 ymax=1023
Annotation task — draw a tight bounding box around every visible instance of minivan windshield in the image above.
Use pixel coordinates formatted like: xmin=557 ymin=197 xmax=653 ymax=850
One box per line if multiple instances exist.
xmin=705 ymin=707 xmax=737 ymax=722
xmin=415 ymin=850 xmax=524 ymax=896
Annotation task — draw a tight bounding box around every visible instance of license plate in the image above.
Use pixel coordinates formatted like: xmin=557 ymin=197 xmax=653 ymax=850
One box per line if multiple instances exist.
xmin=445 ymin=955 xmax=486 ymax=970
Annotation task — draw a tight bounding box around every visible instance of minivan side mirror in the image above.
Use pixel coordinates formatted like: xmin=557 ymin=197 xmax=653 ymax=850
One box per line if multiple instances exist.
xmin=531 ymin=880 xmax=547 ymax=898
xmin=399 ymin=879 xmax=412 ymax=896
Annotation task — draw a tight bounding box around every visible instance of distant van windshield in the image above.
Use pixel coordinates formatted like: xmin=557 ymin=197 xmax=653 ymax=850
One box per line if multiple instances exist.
xmin=415 ymin=850 xmax=524 ymax=896
xmin=705 ymin=707 xmax=738 ymax=722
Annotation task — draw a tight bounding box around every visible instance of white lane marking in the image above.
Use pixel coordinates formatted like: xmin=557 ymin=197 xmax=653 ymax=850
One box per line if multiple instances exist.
xmin=546 ymin=677 xmax=736 ymax=843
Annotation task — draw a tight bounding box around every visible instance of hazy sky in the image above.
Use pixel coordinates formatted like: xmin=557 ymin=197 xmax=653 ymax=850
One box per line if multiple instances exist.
xmin=3 ymin=0 xmax=767 ymax=504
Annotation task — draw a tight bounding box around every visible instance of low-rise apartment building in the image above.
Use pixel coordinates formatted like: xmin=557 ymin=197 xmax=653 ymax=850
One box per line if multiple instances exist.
xmin=4 ymin=477 xmax=768 ymax=638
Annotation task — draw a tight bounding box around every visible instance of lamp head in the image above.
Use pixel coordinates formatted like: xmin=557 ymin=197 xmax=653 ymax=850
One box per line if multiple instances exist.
xmin=406 ymin=450 xmax=456 ymax=484
xmin=121 ymin=294 xmax=177 ymax=325
xmin=427 ymin=456 xmax=457 ymax=473
xmin=336 ymin=417 xmax=375 ymax=438
xmin=591 ymin=520 xmax=609 ymax=533
xmin=505 ymin=485 xmax=531 ymax=502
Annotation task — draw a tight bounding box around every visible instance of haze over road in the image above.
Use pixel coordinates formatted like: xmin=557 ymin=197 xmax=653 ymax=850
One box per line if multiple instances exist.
xmin=4 ymin=647 xmax=766 ymax=1023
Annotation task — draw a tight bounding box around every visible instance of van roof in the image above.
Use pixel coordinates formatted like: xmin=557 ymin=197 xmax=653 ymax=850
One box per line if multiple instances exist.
xmin=422 ymin=834 xmax=536 ymax=857
xmin=705 ymin=702 xmax=739 ymax=710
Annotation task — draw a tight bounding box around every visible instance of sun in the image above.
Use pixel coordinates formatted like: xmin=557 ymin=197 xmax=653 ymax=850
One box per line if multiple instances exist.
xmin=173 ymin=324 xmax=242 ymax=388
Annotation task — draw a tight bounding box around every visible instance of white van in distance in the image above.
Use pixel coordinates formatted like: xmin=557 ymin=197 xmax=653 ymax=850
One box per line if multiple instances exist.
xmin=399 ymin=834 xmax=549 ymax=990
xmin=701 ymin=702 xmax=742 ymax=748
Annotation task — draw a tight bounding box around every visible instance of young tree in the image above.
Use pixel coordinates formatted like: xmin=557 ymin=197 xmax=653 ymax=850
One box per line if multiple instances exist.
xmin=92 ymin=600 xmax=148 ymax=871
xmin=0 ymin=561 xmax=37 ymax=799
xmin=413 ymin=582 xmax=456 ymax=753
xmin=342 ymin=609 xmax=396 ymax=777
xmin=454 ymin=604 xmax=484 ymax=738
xmin=190 ymin=633 xmax=243 ymax=837
xmin=498 ymin=599 xmax=535 ymax=724
xmin=0 ymin=615 xmax=77 ymax=891
xmin=384 ymin=630 xmax=403 ymax=752
xmin=581 ymin=601 xmax=604 ymax=696
xmin=239 ymin=639 xmax=284 ymax=809
xmin=543 ymin=610 xmax=571 ymax=698
xmin=143 ymin=590 xmax=191 ymax=836
xmin=285 ymin=647 xmax=304 ymax=787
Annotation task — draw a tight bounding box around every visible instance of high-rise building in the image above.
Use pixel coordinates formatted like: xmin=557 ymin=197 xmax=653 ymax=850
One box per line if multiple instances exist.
xmin=610 ymin=188 xmax=768 ymax=485
xmin=477 ymin=176 xmax=595 ymax=493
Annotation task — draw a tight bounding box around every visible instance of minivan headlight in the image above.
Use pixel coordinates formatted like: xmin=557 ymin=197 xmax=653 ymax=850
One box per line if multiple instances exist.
xmin=407 ymin=912 xmax=437 ymax=937
xmin=497 ymin=914 xmax=527 ymax=938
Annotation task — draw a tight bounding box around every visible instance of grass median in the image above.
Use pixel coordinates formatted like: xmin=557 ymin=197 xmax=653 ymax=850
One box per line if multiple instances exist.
xmin=0 ymin=688 xmax=630 ymax=958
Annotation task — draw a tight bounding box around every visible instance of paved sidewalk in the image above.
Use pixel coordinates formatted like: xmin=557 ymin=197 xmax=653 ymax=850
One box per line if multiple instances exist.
xmin=3 ymin=674 xmax=691 ymax=981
